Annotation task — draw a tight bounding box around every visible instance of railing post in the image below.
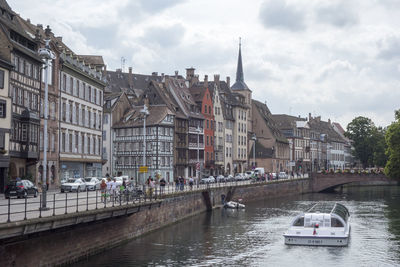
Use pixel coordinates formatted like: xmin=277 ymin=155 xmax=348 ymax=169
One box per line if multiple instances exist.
xmin=76 ymin=190 xmax=79 ymax=213
xmin=24 ymin=197 xmax=27 ymax=220
xmin=112 ymin=191 xmax=115 ymax=207
xmin=65 ymin=193 xmax=68 ymax=214
xmin=96 ymin=189 xmax=98 ymax=210
xmin=53 ymin=194 xmax=56 ymax=216
xmin=39 ymin=194 xmax=42 ymax=218
xmin=7 ymin=197 xmax=11 ymax=223
xmin=86 ymin=189 xmax=89 ymax=211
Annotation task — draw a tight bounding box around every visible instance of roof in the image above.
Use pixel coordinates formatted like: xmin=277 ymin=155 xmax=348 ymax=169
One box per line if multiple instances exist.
xmin=307 ymin=202 xmax=350 ymax=222
xmin=113 ymin=105 xmax=174 ymax=128
xmin=249 ymin=140 xmax=274 ymax=159
xmin=188 ymin=85 xmax=206 ymax=103
xmin=231 ymin=40 xmax=250 ymax=91
xmin=253 ymin=100 xmax=288 ymax=144
xmin=308 ymin=117 xmax=346 ymax=143
xmin=271 ymin=114 xmax=307 ymax=130
xmin=78 ymin=55 xmax=104 ymax=66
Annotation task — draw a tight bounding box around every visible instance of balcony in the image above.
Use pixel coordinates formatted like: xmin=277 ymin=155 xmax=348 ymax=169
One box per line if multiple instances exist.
xmin=189 ymin=127 xmax=203 ymax=134
xmin=214 ymin=144 xmax=223 ymax=152
xmin=189 ymin=142 xmax=204 ymax=149
xmin=189 ymin=158 xmax=204 ymax=164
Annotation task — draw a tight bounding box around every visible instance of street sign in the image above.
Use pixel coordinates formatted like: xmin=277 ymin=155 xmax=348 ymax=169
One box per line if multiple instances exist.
xmin=139 ymin=166 xmax=148 ymax=173
xmin=196 ymin=162 xmax=200 ymax=170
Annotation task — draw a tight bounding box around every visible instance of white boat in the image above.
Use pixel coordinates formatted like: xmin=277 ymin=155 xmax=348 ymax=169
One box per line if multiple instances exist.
xmin=224 ymin=201 xmax=245 ymax=209
xmin=283 ymin=202 xmax=350 ymax=246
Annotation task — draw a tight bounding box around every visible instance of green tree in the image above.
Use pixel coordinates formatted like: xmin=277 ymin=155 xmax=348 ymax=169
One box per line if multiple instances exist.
xmin=385 ymin=110 xmax=400 ymax=178
xmin=372 ymin=127 xmax=387 ymax=167
xmin=345 ymin=116 xmax=376 ymax=168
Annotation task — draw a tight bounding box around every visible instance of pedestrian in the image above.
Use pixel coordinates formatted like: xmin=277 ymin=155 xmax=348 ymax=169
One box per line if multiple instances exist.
xmin=46 ymin=179 xmax=49 ymax=191
xmin=179 ymin=176 xmax=184 ymax=191
xmin=100 ymin=179 xmax=107 ymax=203
xmin=111 ymin=178 xmax=118 ymax=200
xmin=160 ymin=177 xmax=166 ymax=194
xmin=149 ymin=179 xmax=155 ymax=198
xmin=189 ymin=176 xmax=194 ymax=190
xmin=175 ymin=177 xmax=179 ymax=191
xmin=291 ymin=171 xmax=294 ymax=179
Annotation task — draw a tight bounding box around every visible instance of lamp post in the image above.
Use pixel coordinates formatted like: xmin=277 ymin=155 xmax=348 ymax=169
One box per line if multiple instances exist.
xmin=140 ymin=105 xmax=149 ymax=185
xmin=252 ymin=134 xmax=257 ymax=170
xmin=38 ymin=26 xmax=54 ymax=210
xmin=196 ymin=126 xmax=201 ymax=186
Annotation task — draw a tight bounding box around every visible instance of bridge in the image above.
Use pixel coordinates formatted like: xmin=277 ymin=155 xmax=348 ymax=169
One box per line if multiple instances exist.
xmin=311 ymin=173 xmax=392 ymax=192
xmin=0 ymin=173 xmax=395 ymax=266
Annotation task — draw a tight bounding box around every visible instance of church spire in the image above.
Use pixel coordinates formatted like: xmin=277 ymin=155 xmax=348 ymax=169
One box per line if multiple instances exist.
xmin=236 ymin=37 xmax=244 ymax=83
xmin=231 ymin=37 xmax=249 ymax=90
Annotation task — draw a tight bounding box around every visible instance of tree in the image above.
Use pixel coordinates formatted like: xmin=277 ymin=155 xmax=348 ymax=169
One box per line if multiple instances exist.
xmin=385 ymin=110 xmax=400 ymax=178
xmin=345 ymin=116 xmax=376 ymax=168
xmin=372 ymin=127 xmax=387 ymax=167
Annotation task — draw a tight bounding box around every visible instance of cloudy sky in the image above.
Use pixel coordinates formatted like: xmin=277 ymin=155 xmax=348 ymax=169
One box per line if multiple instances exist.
xmin=9 ymin=0 xmax=400 ymax=128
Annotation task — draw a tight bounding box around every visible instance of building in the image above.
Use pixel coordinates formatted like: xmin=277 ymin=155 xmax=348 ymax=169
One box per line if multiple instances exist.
xmin=113 ymin=102 xmax=175 ymax=184
xmin=251 ymin=100 xmax=290 ymax=172
xmin=189 ymin=76 xmax=215 ymax=176
xmin=271 ymin=114 xmax=311 ymax=172
xmin=332 ymin=122 xmax=354 ymax=168
xmin=59 ymin=51 xmax=105 ymax=180
xmin=0 ymin=56 xmax=12 ymax=192
xmin=0 ymin=1 xmax=42 ymax=182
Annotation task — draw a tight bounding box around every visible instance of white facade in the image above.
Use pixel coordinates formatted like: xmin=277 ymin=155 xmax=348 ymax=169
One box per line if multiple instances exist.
xmin=213 ymin=84 xmax=224 ymax=174
xmin=59 ymin=53 xmax=104 ymax=179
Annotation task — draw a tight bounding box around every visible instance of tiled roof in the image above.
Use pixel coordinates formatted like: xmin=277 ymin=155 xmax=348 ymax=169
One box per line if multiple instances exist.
xmin=78 ymin=55 xmax=104 ymax=66
xmin=253 ymin=100 xmax=288 ymax=144
xmin=308 ymin=118 xmax=346 ymax=143
xmin=271 ymin=114 xmax=307 ymax=130
xmin=113 ymin=105 xmax=174 ymax=128
xmin=249 ymin=140 xmax=274 ymax=159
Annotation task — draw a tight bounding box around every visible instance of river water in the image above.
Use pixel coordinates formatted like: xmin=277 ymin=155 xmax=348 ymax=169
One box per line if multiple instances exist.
xmin=75 ymin=186 xmax=400 ymax=266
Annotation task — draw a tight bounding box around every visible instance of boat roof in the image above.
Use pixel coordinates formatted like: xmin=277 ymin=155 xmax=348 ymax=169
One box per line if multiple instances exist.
xmin=307 ymin=202 xmax=350 ymax=222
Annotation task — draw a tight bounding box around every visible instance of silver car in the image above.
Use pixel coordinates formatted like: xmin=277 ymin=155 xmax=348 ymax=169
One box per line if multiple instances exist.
xmin=83 ymin=177 xmax=101 ymax=191
xmin=61 ymin=178 xmax=87 ymax=193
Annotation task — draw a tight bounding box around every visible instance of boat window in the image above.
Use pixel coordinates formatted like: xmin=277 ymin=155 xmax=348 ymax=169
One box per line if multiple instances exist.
xmin=331 ymin=218 xmax=344 ymax=227
xmin=293 ymin=216 xmax=304 ymax=226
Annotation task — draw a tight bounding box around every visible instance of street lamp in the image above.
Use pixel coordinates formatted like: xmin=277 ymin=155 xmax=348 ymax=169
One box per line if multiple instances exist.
xmin=196 ymin=125 xmax=201 ymax=186
xmin=38 ymin=26 xmax=55 ymax=211
xmin=140 ymin=104 xmax=149 ymax=185
xmin=252 ymin=134 xmax=257 ymax=170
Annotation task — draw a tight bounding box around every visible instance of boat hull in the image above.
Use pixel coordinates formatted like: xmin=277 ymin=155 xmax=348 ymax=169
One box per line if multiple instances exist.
xmin=284 ymin=235 xmax=349 ymax=246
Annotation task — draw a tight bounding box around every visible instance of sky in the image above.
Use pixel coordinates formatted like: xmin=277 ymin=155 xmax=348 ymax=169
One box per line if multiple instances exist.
xmin=8 ymin=0 xmax=400 ymax=128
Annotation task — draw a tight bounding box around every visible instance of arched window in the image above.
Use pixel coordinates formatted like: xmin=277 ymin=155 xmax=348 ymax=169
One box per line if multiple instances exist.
xmin=204 ymin=104 xmax=207 ymax=113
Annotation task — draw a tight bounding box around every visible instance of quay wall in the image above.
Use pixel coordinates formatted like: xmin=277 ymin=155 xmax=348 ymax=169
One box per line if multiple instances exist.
xmin=0 ymin=176 xmax=387 ymax=266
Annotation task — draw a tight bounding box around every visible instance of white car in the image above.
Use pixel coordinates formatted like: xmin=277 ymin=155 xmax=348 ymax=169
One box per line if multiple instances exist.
xmin=61 ymin=178 xmax=87 ymax=193
xmin=216 ymin=175 xmax=226 ymax=182
xmin=83 ymin=177 xmax=101 ymax=191
xmin=201 ymin=176 xmax=215 ymax=184
xmin=245 ymin=171 xmax=254 ymax=179
xmin=279 ymin=172 xmax=288 ymax=179
xmin=234 ymin=174 xmax=245 ymax=181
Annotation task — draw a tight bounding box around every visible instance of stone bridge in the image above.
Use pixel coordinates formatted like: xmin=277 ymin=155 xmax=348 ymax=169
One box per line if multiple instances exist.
xmin=311 ymin=173 xmax=394 ymax=192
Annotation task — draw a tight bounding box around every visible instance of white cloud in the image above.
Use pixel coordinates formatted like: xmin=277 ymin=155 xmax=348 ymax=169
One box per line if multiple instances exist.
xmin=7 ymin=0 xmax=400 ymax=127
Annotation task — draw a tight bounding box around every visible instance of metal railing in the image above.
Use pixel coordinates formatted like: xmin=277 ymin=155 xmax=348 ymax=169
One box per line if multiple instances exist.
xmin=0 ymin=174 xmax=309 ymax=224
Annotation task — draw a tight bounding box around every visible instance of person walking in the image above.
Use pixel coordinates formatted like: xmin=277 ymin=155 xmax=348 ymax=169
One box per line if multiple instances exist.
xmin=149 ymin=179 xmax=155 ymax=198
xmin=160 ymin=177 xmax=166 ymax=195
xmin=111 ymin=178 xmax=118 ymax=201
xmin=100 ymin=179 xmax=107 ymax=203
xmin=106 ymin=177 xmax=112 ymax=201
xmin=179 ymin=176 xmax=184 ymax=191
xmin=175 ymin=177 xmax=179 ymax=192
xmin=189 ymin=176 xmax=194 ymax=190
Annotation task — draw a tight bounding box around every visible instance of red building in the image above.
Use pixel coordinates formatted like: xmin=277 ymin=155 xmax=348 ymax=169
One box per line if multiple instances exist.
xmin=189 ymin=76 xmax=215 ymax=175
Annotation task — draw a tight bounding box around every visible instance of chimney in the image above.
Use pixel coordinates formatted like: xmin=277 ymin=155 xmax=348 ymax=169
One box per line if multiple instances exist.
xmin=186 ymin=67 xmax=195 ymax=80
xmin=226 ymin=76 xmax=230 ymax=87
xmin=144 ymin=97 xmax=149 ymax=107
xmin=45 ymin=25 xmax=52 ymax=38
xmin=128 ymin=67 xmax=133 ymax=87
xmin=116 ymin=68 xmax=122 ymax=73
xmin=214 ymin=74 xmax=220 ymax=86
xmin=204 ymin=75 xmax=208 ymax=88
xmin=27 ymin=18 xmax=31 ymax=23
xmin=37 ymin=24 xmax=43 ymax=29
xmin=152 ymin=72 xmax=158 ymax=76
xmin=174 ymin=70 xmax=179 ymax=78
xmin=309 ymin=113 xmax=312 ymax=121
xmin=102 ymin=64 xmax=107 ymax=76
xmin=328 ymin=118 xmax=331 ymax=124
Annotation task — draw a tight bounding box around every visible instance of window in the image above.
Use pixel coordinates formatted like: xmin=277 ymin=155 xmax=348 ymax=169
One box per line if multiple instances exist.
xmin=76 ymin=80 xmax=79 ymax=96
xmin=62 ymin=74 xmax=66 ymax=91
xmin=0 ymin=100 xmax=6 ymax=118
xmin=75 ymin=133 xmax=79 ymax=153
xmin=0 ymin=69 xmax=4 ymax=89
xmin=69 ymin=77 xmax=73 ymax=94
xmin=208 ymin=106 xmax=211 ymax=114
xmin=51 ymin=133 xmax=55 ymax=152
xmin=21 ymin=124 xmax=27 ymax=141
xmin=62 ymin=133 xmax=65 ymax=152
xmin=204 ymin=104 xmax=207 ymax=113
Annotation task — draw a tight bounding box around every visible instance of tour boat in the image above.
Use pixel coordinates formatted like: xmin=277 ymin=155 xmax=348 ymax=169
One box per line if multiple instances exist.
xmin=224 ymin=201 xmax=245 ymax=209
xmin=283 ymin=202 xmax=350 ymax=246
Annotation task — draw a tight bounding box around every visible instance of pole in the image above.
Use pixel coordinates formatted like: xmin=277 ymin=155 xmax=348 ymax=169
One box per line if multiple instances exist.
xmin=197 ymin=127 xmax=200 ymax=185
xmin=143 ymin=108 xmax=146 ymax=185
xmin=41 ymin=43 xmax=49 ymax=210
xmin=253 ymin=138 xmax=256 ymax=169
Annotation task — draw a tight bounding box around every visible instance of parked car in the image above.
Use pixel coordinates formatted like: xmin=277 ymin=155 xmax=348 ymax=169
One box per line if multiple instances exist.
xmin=83 ymin=177 xmax=101 ymax=191
xmin=61 ymin=178 xmax=87 ymax=193
xmin=226 ymin=175 xmax=235 ymax=182
xmin=278 ymin=172 xmax=288 ymax=179
xmin=234 ymin=174 xmax=245 ymax=181
xmin=4 ymin=180 xmax=38 ymax=199
xmin=245 ymin=171 xmax=254 ymax=179
xmin=200 ymin=176 xmax=215 ymax=184
xmin=216 ymin=175 xmax=226 ymax=183
xmin=113 ymin=176 xmax=124 ymax=186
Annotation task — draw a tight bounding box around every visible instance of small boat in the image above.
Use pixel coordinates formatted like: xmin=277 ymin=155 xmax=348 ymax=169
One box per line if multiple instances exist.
xmin=283 ymin=202 xmax=350 ymax=246
xmin=224 ymin=201 xmax=245 ymax=209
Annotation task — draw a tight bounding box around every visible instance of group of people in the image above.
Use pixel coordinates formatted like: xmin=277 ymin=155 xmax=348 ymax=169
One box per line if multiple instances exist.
xmin=174 ymin=176 xmax=194 ymax=191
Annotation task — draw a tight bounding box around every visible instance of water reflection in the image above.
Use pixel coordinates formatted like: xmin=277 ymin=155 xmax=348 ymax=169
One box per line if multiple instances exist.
xmin=74 ymin=186 xmax=400 ymax=267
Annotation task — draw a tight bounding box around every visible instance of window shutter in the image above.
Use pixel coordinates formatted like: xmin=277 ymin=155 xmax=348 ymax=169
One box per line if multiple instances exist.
xmin=79 ymin=106 xmax=82 ymax=125
xmin=72 ymin=105 xmax=76 ymax=124
xmin=66 ymin=103 xmax=70 ymax=123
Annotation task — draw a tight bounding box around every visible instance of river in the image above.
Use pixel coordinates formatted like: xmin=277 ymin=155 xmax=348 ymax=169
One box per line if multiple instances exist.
xmin=74 ymin=185 xmax=400 ymax=266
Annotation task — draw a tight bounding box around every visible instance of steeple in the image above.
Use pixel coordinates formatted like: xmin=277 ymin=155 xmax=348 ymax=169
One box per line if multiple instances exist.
xmin=236 ymin=37 xmax=244 ymax=83
xmin=231 ymin=37 xmax=249 ymax=91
